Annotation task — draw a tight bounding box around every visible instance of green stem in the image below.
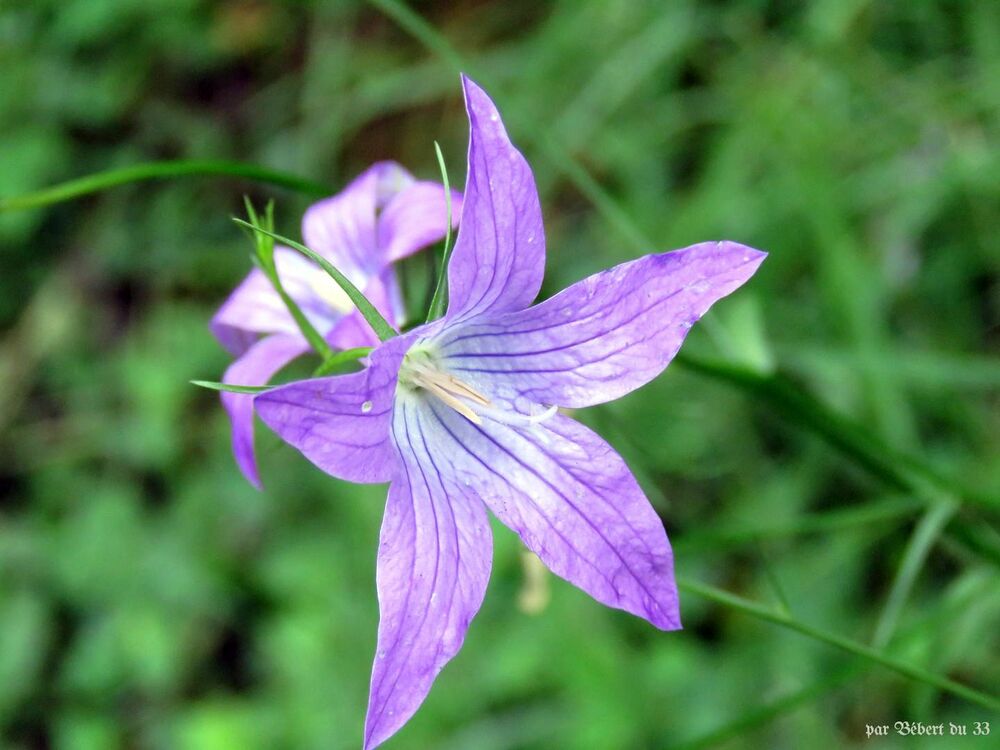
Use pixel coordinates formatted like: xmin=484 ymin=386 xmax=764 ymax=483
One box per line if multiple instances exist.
xmin=0 ymin=160 xmax=330 ymax=212
xmin=233 ymin=220 xmax=397 ymax=343
xmin=677 ymin=576 xmax=1000 ymax=712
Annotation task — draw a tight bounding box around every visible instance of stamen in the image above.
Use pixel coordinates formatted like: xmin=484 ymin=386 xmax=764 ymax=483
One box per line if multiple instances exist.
xmin=400 ymin=348 xmax=556 ymax=428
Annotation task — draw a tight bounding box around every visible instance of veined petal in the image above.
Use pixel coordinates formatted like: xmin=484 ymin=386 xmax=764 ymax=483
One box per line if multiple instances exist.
xmin=253 ymin=334 xmax=415 ymax=484
xmin=365 ymin=399 xmax=492 ymax=750
xmin=210 ymin=247 xmax=344 ymax=356
xmin=221 ymin=333 xmax=311 ymax=488
xmin=302 ymin=161 xmax=415 ymax=286
xmin=418 ymin=401 xmax=680 ymax=631
xmin=438 ymin=242 xmax=766 ymax=408
xmin=378 ymin=181 xmax=463 ymax=264
xmin=445 ymin=75 xmax=545 ymax=322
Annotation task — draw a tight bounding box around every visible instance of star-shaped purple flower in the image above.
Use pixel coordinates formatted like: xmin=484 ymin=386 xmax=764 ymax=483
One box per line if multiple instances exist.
xmin=254 ymin=76 xmax=765 ymax=749
xmin=210 ymin=162 xmax=460 ymax=487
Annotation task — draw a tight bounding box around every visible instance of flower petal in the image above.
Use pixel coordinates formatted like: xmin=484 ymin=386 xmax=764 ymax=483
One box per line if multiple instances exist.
xmin=365 ymin=398 xmax=492 ymax=750
xmin=220 ymin=333 xmax=311 ymax=488
xmin=210 ymin=247 xmax=343 ymax=356
xmin=419 ymin=401 xmax=680 ymax=631
xmin=438 ymin=242 xmax=766 ymax=408
xmin=302 ymin=161 xmax=415 ymax=286
xmin=253 ymin=334 xmax=414 ymax=484
xmin=445 ymin=76 xmax=545 ymax=321
xmin=378 ymin=181 xmax=463 ymax=264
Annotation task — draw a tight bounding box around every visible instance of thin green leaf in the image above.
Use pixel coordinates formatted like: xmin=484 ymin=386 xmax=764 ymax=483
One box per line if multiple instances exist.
xmin=232 ymin=219 xmax=397 ymax=342
xmin=872 ymin=500 xmax=959 ymax=649
xmin=239 ymin=204 xmax=334 ymax=360
xmin=425 ymin=140 xmax=454 ymax=322
xmin=191 ymin=380 xmax=274 ymax=395
xmin=0 ymin=160 xmax=330 ymax=212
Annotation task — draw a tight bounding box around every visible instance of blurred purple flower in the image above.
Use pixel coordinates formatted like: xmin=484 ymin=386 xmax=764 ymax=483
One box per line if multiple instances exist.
xmin=255 ymin=76 xmax=765 ymax=748
xmin=210 ymin=162 xmax=461 ymax=487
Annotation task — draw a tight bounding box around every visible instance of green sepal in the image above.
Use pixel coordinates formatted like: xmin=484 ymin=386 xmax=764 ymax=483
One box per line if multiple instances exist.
xmin=425 ymin=140 xmax=454 ymax=323
xmin=191 ymin=380 xmax=274 ymax=395
xmin=237 ymin=201 xmax=335 ymax=360
xmin=232 ymin=219 xmax=397 ymax=342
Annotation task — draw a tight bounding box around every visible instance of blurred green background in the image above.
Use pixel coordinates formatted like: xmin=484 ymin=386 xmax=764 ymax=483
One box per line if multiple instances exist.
xmin=1 ymin=1 xmax=997 ymax=748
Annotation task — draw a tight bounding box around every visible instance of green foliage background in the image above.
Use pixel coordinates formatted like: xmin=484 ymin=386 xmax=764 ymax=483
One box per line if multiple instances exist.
xmin=1 ymin=1 xmax=997 ymax=748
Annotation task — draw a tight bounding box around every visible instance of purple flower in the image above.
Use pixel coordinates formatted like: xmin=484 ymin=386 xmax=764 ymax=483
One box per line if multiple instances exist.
xmin=254 ymin=76 xmax=766 ymax=749
xmin=210 ymin=162 xmax=461 ymax=487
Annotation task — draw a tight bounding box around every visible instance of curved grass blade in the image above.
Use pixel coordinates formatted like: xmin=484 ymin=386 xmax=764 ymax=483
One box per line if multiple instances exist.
xmin=0 ymin=160 xmax=330 ymax=212
xmin=872 ymin=500 xmax=959 ymax=648
xmin=677 ymin=576 xmax=1000 ymax=713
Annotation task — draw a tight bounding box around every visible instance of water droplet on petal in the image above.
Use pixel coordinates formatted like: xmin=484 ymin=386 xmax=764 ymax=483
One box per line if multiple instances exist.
xmin=361 ymin=400 xmax=373 ymax=413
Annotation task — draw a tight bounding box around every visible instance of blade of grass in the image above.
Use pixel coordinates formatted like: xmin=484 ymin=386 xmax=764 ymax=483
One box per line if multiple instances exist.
xmin=232 ymin=220 xmax=397 ymax=342
xmin=676 ymin=575 xmax=1000 ymax=712
xmin=0 ymin=160 xmax=330 ymax=212
xmin=675 ymin=568 xmax=996 ymax=748
xmin=671 ymin=665 xmax=864 ymax=750
xmin=756 ymin=542 xmax=792 ymax=616
xmin=872 ymin=500 xmax=959 ymax=649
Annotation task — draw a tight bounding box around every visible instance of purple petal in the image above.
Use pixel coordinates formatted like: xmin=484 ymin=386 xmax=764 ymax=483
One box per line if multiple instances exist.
xmin=220 ymin=333 xmax=311 ymax=488
xmin=379 ymin=181 xmax=463 ymax=263
xmin=210 ymin=247 xmax=344 ymax=356
xmin=253 ymin=334 xmax=414 ymax=484
xmin=365 ymin=399 xmax=492 ymax=750
xmin=438 ymin=242 xmax=766 ymax=408
xmin=445 ymin=76 xmax=545 ymax=321
xmin=418 ymin=402 xmax=680 ymax=631
xmin=302 ymin=161 xmax=415 ymax=286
